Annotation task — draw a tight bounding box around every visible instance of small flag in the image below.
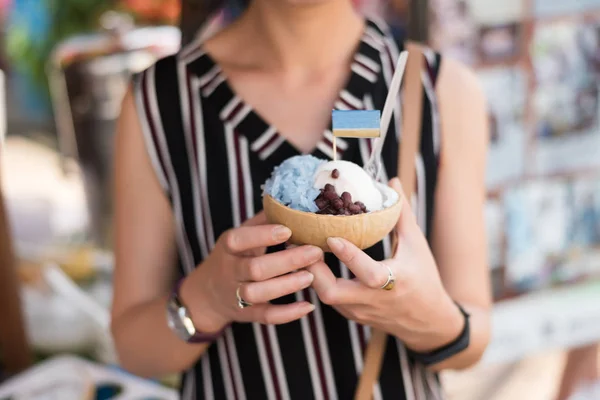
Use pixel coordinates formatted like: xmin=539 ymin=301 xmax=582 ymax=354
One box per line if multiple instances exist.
xmin=332 ymin=110 xmax=380 ymax=138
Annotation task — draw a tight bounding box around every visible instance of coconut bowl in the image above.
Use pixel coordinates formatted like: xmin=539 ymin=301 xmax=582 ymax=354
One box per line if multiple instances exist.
xmin=262 ymin=187 xmax=402 ymax=251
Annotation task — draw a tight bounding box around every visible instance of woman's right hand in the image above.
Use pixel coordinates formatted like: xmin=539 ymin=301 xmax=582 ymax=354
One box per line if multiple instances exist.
xmin=180 ymin=213 xmax=322 ymax=333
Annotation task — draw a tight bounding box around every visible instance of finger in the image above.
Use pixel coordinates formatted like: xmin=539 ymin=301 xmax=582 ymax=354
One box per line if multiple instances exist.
xmin=326 ymin=237 xmax=389 ymax=289
xmin=241 ymin=302 xmax=315 ymax=325
xmin=238 ymin=245 xmax=323 ymax=281
xmin=308 ymin=261 xmax=373 ymax=305
xmin=309 ymin=266 xmax=373 ymax=305
xmin=222 ymin=224 xmax=292 ymax=254
xmin=242 ymin=212 xmax=268 ymax=227
xmin=238 ymin=271 xmax=314 ymax=304
xmin=306 ymin=260 xmax=338 ymax=294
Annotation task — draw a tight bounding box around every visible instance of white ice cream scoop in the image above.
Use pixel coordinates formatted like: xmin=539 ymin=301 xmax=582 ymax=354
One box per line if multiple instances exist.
xmin=313 ymin=160 xmax=384 ymax=212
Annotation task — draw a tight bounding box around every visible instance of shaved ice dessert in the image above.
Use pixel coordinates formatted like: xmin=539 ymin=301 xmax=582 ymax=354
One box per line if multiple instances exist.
xmin=263 ymin=155 xmax=398 ymax=215
xmin=262 ymin=155 xmax=401 ymax=250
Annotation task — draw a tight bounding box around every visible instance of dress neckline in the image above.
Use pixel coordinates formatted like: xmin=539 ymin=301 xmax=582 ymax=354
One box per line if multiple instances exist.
xmin=189 ymin=18 xmax=391 ymax=164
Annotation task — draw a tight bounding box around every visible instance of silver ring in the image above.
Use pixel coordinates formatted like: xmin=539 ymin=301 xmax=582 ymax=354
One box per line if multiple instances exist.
xmin=380 ymin=264 xmax=396 ymax=291
xmin=236 ymin=285 xmax=253 ymax=309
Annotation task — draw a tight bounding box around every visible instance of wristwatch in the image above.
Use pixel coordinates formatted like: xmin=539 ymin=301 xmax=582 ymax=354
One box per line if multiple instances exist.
xmin=405 ymin=301 xmax=471 ymax=366
xmin=166 ymin=278 xmax=226 ymax=343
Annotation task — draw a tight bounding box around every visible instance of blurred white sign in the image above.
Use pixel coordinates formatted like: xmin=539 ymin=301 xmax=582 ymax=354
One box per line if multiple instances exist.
xmin=482 ymin=280 xmax=600 ymax=364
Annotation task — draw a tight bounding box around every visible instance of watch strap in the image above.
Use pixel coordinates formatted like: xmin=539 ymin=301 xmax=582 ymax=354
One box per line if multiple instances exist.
xmin=405 ymin=302 xmax=471 ymax=366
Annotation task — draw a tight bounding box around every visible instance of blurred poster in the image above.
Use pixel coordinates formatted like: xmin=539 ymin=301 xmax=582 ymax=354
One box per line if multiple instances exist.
xmin=532 ymin=19 xmax=600 ymax=175
xmin=503 ymin=178 xmax=600 ymax=293
xmin=478 ymin=67 xmax=527 ymax=188
xmin=561 ymin=178 xmax=600 ymax=282
xmin=429 ymin=0 xmax=600 ymax=362
xmin=485 ymin=199 xmax=504 ymax=270
xmin=569 ymin=179 xmax=600 ymax=249
xmin=504 ymin=181 xmax=571 ymax=292
xmin=430 ymin=0 xmax=600 ymax=301
xmin=429 ymin=0 xmax=525 ymax=66
xmin=533 ymin=0 xmax=600 ymax=18
xmin=429 ymin=0 xmax=477 ymax=64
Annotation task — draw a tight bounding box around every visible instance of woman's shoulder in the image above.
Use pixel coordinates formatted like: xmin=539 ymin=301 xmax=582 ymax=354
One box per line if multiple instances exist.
xmin=368 ymin=13 xmax=479 ymax=100
xmin=434 ymin=51 xmax=488 ymax=156
xmin=132 ymin=44 xmax=217 ymax=100
xmin=132 ymin=53 xmax=179 ymax=93
xmin=434 ymin=53 xmax=485 ymax=110
xmin=367 ymin=15 xmax=486 ymax=150
xmin=365 ymin=17 xmax=444 ymax=87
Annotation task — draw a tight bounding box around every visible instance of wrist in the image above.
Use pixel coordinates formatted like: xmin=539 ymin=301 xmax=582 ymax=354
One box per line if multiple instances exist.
xmin=179 ymin=276 xmax=230 ymax=334
xmin=405 ymin=295 xmax=465 ymax=353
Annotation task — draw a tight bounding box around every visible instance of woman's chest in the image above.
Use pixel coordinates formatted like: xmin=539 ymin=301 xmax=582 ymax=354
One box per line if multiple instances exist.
xmin=219 ymin=69 xmax=351 ymax=154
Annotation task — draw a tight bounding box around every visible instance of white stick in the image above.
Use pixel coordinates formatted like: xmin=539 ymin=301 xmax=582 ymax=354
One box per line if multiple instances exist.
xmin=333 ymin=136 xmax=337 ymax=161
xmin=364 ymin=51 xmax=409 ymax=177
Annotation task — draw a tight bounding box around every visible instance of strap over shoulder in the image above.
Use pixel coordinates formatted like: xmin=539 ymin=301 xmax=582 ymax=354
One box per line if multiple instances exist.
xmin=399 ymin=42 xmax=425 ymax=199
xmin=354 ymin=45 xmax=425 ymax=400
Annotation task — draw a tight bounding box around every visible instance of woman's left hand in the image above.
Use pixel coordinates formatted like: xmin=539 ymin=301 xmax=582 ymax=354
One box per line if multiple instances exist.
xmin=307 ymin=178 xmax=464 ymax=353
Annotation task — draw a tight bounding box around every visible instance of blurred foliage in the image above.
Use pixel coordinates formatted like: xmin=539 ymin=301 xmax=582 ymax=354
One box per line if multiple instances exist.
xmin=5 ymin=0 xmax=116 ymax=101
xmin=4 ymin=0 xmax=179 ymax=102
xmin=120 ymin=0 xmax=180 ymax=25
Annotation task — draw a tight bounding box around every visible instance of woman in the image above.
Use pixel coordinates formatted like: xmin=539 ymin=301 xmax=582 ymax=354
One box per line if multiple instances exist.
xmin=110 ymin=0 xmax=491 ymax=399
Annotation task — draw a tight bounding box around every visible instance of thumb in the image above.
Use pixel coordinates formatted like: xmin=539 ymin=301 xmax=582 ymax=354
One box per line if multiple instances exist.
xmin=388 ymin=177 xmax=417 ymax=236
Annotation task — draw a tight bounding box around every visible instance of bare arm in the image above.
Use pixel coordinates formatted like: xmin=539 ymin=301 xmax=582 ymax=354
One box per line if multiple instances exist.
xmin=429 ymin=56 xmax=492 ymax=371
xmin=110 ymin=87 xmax=209 ymax=378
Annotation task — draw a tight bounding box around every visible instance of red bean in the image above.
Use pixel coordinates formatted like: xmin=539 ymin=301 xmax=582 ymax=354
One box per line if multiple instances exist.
xmin=324 ymin=191 xmax=338 ymax=201
xmin=341 ymin=192 xmax=352 ymax=206
xmin=331 ymin=169 xmax=340 ymax=179
xmin=331 ymin=198 xmax=344 ymax=210
xmin=317 ymin=207 xmax=333 ymax=214
xmin=315 ymin=198 xmax=328 ymax=210
xmin=355 ymin=201 xmax=367 ymax=212
xmin=348 ymin=204 xmax=361 ymax=213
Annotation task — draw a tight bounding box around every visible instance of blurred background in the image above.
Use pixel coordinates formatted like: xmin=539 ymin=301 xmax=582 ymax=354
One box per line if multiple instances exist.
xmin=1 ymin=0 xmax=600 ymax=399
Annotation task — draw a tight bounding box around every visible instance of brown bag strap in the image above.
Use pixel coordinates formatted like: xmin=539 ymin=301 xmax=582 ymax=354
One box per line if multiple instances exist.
xmin=354 ymin=43 xmax=424 ymax=400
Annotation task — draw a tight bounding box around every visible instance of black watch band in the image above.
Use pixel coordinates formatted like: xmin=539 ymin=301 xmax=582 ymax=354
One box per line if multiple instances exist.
xmin=405 ymin=302 xmax=471 ymax=366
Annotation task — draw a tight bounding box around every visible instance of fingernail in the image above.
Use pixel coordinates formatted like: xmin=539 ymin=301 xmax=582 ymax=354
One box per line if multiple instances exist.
xmin=273 ymin=226 xmax=291 ymax=240
xmin=327 ymin=237 xmax=344 ymax=252
xmin=305 ymin=303 xmax=316 ymax=313
xmin=390 ymin=178 xmax=404 ymax=192
xmin=300 ymin=271 xmax=314 ymax=286
xmin=304 ymin=246 xmax=322 ymax=260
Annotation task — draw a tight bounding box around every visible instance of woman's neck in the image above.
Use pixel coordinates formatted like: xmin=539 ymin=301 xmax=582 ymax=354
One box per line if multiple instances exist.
xmin=238 ymin=0 xmax=364 ymax=72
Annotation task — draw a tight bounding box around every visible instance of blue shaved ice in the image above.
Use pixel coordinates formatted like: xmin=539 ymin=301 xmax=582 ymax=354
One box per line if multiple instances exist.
xmin=263 ymin=155 xmax=326 ymax=212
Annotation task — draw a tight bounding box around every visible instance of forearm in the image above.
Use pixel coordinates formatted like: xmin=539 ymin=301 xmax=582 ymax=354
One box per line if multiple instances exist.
xmin=111 ymin=294 xmax=209 ymax=378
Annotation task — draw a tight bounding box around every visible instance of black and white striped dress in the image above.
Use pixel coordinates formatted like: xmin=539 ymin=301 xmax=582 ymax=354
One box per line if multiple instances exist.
xmin=133 ymin=17 xmax=444 ymax=400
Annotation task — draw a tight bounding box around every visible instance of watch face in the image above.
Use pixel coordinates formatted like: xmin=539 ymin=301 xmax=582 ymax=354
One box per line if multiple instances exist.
xmin=167 ymin=296 xmax=195 ymax=341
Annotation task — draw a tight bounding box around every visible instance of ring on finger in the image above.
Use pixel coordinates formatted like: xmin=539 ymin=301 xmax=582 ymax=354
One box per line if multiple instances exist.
xmin=236 ymin=285 xmax=253 ymax=309
xmin=380 ymin=264 xmax=396 ymax=291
